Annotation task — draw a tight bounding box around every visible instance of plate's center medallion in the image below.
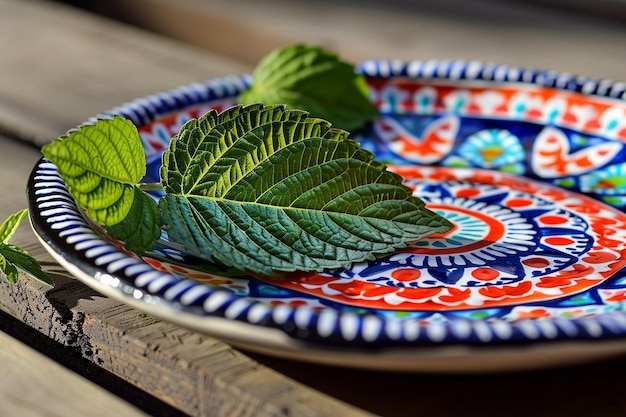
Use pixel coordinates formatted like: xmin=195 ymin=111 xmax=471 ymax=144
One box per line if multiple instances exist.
xmin=260 ymin=167 xmax=626 ymax=310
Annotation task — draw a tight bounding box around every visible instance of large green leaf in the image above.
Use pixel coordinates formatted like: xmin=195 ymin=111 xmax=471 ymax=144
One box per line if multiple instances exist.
xmin=42 ymin=117 xmax=161 ymax=253
xmin=239 ymin=44 xmax=379 ymax=131
xmin=160 ymin=104 xmax=451 ymax=275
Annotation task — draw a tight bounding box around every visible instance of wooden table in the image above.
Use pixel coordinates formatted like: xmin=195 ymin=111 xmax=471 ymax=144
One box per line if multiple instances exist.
xmin=2 ymin=0 xmax=626 ymax=416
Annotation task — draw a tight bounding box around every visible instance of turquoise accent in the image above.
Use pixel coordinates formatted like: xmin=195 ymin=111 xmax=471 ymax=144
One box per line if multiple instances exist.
xmin=555 ymin=291 xmax=596 ymax=307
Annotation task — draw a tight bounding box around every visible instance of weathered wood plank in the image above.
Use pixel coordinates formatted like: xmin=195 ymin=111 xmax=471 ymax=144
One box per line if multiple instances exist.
xmin=94 ymin=0 xmax=626 ymax=81
xmin=0 ymin=249 xmax=373 ymax=417
xmin=0 ymin=0 xmax=249 ymax=146
xmin=0 ymin=329 xmax=150 ymax=417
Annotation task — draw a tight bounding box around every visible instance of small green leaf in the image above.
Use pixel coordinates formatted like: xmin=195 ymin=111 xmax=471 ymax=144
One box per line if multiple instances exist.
xmin=106 ymin=187 xmax=162 ymax=253
xmin=41 ymin=116 xmax=146 ymax=226
xmin=0 ymin=253 xmax=19 ymax=284
xmin=240 ymin=44 xmax=379 ymax=131
xmin=42 ymin=117 xmax=161 ymax=253
xmin=0 ymin=244 xmax=54 ymax=285
xmin=160 ymin=104 xmax=451 ymax=275
xmin=0 ymin=209 xmax=53 ymax=285
xmin=0 ymin=209 xmax=28 ymax=244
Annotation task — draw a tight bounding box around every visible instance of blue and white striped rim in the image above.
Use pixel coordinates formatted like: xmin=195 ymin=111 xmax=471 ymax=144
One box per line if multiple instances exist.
xmin=27 ymin=61 xmax=626 ymax=348
xmin=357 ymin=59 xmax=626 ymax=99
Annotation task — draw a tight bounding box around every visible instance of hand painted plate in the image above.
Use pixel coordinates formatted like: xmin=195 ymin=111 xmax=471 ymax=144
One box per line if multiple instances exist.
xmin=28 ymin=61 xmax=626 ymax=372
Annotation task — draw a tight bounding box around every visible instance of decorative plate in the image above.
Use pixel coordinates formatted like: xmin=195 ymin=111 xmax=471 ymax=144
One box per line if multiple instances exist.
xmin=28 ymin=61 xmax=626 ymax=372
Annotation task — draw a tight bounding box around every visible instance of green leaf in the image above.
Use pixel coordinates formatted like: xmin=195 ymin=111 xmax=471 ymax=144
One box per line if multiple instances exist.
xmin=0 ymin=253 xmax=19 ymax=284
xmin=0 ymin=209 xmax=28 ymax=244
xmin=41 ymin=116 xmax=146 ymax=226
xmin=42 ymin=117 xmax=161 ymax=253
xmin=106 ymin=187 xmax=161 ymax=253
xmin=240 ymin=44 xmax=379 ymax=131
xmin=0 ymin=244 xmax=54 ymax=285
xmin=0 ymin=209 xmax=53 ymax=285
xmin=160 ymin=104 xmax=451 ymax=275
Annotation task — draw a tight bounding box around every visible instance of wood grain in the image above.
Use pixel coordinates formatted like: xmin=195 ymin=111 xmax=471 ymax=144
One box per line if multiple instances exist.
xmin=0 ymin=135 xmax=371 ymax=416
xmin=0 ymin=329 xmax=149 ymax=417
xmin=0 ymin=0 xmax=249 ymax=146
xmin=0 ymin=264 xmax=370 ymax=417
xmin=94 ymin=0 xmax=626 ymax=81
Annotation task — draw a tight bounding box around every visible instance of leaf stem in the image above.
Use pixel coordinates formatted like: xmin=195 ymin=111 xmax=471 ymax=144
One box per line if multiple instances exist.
xmin=137 ymin=182 xmax=164 ymax=191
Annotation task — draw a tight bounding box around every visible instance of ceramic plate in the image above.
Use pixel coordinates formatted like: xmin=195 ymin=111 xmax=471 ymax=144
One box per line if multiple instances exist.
xmin=28 ymin=60 xmax=626 ymax=372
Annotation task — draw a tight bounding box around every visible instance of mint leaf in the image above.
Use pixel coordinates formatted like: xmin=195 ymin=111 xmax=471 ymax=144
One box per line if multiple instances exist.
xmin=240 ymin=44 xmax=379 ymax=131
xmin=0 ymin=244 xmax=53 ymax=285
xmin=0 ymin=210 xmax=53 ymax=285
xmin=42 ymin=117 xmax=145 ymax=225
xmin=0 ymin=209 xmax=28 ymax=244
xmin=42 ymin=117 xmax=161 ymax=253
xmin=160 ymin=104 xmax=451 ymax=275
xmin=0 ymin=253 xmax=19 ymax=284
